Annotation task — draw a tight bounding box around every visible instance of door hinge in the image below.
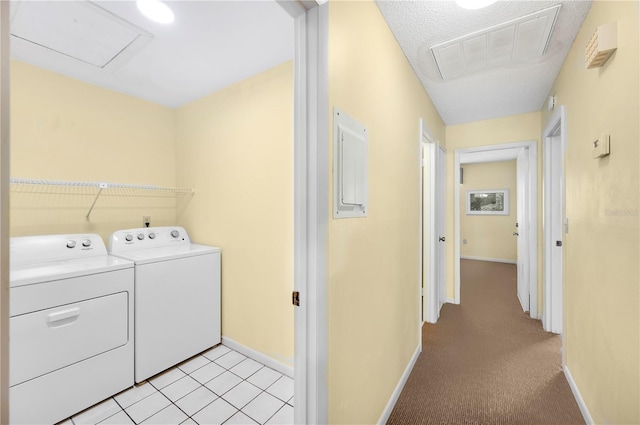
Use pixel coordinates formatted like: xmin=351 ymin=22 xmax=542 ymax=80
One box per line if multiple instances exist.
xmin=556 ymin=240 xmax=563 ymax=247
xmin=292 ymin=291 xmax=300 ymax=306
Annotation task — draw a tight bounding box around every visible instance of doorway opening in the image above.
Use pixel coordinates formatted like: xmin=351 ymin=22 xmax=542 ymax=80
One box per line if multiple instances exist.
xmin=454 ymin=141 xmax=538 ymax=318
xmin=0 ymin=2 xmax=330 ymax=423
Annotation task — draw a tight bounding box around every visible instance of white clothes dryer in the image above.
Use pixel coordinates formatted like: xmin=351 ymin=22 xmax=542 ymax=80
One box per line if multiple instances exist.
xmin=109 ymin=226 xmax=221 ymax=383
xmin=9 ymin=234 xmax=134 ymax=425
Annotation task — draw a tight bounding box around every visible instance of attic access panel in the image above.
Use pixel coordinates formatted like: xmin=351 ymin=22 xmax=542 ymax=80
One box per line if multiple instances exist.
xmin=431 ymin=4 xmax=561 ymax=79
xmin=10 ymin=1 xmax=152 ymax=69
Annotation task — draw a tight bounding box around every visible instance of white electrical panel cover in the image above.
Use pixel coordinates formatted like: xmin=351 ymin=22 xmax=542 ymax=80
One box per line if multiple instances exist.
xmin=334 ymin=108 xmax=368 ymax=218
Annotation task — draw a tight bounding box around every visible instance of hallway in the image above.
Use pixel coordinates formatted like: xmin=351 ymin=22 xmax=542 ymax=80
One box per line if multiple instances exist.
xmin=387 ymin=259 xmax=584 ymax=425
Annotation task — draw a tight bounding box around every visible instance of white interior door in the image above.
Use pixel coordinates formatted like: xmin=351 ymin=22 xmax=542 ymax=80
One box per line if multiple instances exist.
xmin=436 ymin=146 xmax=446 ymax=312
xmin=421 ymin=141 xmax=429 ymax=322
xmin=422 ymin=141 xmax=445 ymax=323
xmin=422 ymin=140 xmax=436 ymax=323
xmin=516 ymin=149 xmax=530 ymax=312
xmin=545 ymin=128 xmax=564 ymax=334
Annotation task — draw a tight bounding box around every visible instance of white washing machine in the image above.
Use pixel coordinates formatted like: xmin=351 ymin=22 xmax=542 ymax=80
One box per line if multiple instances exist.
xmin=109 ymin=226 xmax=221 ymax=383
xmin=9 ymin=234 xmax=134 ymax=425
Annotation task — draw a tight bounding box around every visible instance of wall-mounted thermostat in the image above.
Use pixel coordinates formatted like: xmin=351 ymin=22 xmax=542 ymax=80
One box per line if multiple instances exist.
xmin=592 ymin=133 xmax=610 ymax=158
xmin=333 ymin=108 xmax=368 ymax=219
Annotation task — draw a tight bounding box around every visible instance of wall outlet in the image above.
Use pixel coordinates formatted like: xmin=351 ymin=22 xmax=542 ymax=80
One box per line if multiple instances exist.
xmin=143 ymin=216 xmax=151 ymax=227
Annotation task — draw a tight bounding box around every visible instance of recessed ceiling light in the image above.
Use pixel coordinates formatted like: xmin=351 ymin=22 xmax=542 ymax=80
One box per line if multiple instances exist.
xmin=455 ymin=0 xmax=498 ymax=10
xmin=137 ymin=0 xmax=174 ymax=24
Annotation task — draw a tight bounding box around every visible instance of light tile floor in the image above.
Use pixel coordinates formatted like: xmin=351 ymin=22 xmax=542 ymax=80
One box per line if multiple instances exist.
xmin=59 ymin=345 xmax=294 ymax=425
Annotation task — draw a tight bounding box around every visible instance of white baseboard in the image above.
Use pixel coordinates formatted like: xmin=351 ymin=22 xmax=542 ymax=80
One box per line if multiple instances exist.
xmin=460 ymin=255 xmax=517 ymax=264
xmin=564 ymin=365 xmax=594 ymax=425
xmin=221 ymin=336 xmax=293 ymax=378
xmin=377 ymin=345 xmax=421 ymax=425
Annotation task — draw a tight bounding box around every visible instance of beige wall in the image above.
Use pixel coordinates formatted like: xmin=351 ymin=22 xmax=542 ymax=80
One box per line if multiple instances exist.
xmin=446 ymin=112 xmax=542 ymax=304
xmin=542 ymin=1 xmax=639 ymax=423
xmin=460 ymin=161 xmax=517 ymax=262
xmin=10 ymin=60 xmax=177 ymax=240
xmin=327 ymin=1 xmax=445 ymax=423
xmin=175 ymin=62 xmax=294 ymax=367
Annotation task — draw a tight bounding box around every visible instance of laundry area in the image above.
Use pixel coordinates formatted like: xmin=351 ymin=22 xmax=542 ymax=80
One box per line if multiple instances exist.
xmin=7 ymin=1 xmax=295 ymax=424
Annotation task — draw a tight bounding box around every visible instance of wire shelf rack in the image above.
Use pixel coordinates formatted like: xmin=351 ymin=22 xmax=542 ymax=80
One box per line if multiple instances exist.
xmin=10 ymin=178 xmax=195 ymax=219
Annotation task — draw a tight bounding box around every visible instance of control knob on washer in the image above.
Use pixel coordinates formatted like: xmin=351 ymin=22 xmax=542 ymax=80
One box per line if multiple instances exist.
xmin=82 ymin=239 xmax=92 ymax=247
xmin=125 ymin=234 xmax=133 ymax=242
xmin=171 ymin=230 xmax=180 ymax=238
xmin=137 ymin=233 xmax=145 ymax=240
xmin=66 ymin=240 xmax=76 ymax=249
xmin=148 ymin=232 xmax=156 ymax=239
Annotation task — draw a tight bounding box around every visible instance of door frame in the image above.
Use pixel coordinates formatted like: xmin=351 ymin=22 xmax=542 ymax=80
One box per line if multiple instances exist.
xmin=420 ymin=120 xmax=444 ymax=325
xmin=542 ymin=105 xmax=566 ymax=335
xmin=0 ymin=2 xmax=9 ymax=422
xmin=454 ymin=141 xmax=538 ymax=319
xmin=290 ymin=2 xmax=329 ymax=424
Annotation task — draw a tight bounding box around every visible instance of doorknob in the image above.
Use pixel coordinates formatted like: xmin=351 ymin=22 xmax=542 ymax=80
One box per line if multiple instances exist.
xmin=439 ymin=237 xmax=445 ymax=242
xmin=513 ymin=232 xmax=519 ymax=236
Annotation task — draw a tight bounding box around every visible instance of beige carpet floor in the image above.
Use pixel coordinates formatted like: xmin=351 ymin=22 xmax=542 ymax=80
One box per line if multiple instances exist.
xmin=387 ymin=259 xmax=584 ymax=425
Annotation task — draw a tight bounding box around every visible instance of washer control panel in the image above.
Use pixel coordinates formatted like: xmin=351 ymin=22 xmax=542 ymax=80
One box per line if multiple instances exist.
xmin=108 ymin=226 xmax=191 ymax=253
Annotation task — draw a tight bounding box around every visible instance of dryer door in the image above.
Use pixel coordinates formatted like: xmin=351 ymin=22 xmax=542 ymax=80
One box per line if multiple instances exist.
xmin=10 ymin=292 xmax=129 ymax=386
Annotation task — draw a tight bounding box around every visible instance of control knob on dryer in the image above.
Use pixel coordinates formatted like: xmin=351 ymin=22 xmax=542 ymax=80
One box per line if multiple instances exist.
xmin=171 ymin=230 xmax=180 ymax=238
xmin=82 ymin=239 xmax=92 ymax=247
xmin=137 ymin=233 xmax=145 ymax=240
xmin=125 ymin=234 xmax=133 ymax=242
xmin=66 ymin=240 xmax=76 ymax=248
xmin=148 ymin=232 xmax=156 ymax=239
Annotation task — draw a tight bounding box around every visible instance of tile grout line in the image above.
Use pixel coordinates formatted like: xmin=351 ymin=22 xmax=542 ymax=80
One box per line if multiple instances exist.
xmin=65 ymin=345 xmax=292 ymax=425
xmin=264 ymin=403 xmax=293 ymax=425
xmin=168 ymin=354 xmax=263 ymax=424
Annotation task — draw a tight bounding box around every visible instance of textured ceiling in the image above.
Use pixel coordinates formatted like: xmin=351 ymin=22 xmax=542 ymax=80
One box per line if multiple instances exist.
xmin=376 ymin=0 xmax=592 ymax=125
xmin=10 ymin=1 xmax=293 ymax=108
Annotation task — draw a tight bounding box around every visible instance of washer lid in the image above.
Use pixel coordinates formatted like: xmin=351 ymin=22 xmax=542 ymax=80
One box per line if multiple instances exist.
xmin=10 ymin=255 xmax=134 ymax=288
xmin=110 ymin=243 xmax=219 ymax=265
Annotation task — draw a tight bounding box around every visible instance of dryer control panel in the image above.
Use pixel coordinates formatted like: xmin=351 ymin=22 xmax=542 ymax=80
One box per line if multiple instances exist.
xmin=108 ymin=226 xmax=191 ymax=253
xmin=11 ymin=234 xmax=106 ymax=266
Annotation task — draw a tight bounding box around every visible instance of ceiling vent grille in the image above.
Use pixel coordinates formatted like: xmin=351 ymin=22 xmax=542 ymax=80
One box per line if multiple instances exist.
xmin=10 ymin=1 xmax=152 ymax=71
xmin=430 ymin=4 xmax=561 ymax=80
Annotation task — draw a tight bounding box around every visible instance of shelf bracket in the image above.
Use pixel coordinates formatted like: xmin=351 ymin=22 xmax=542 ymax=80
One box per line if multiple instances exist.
xmin=86 ymin=182 xmax=108 ymax=220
